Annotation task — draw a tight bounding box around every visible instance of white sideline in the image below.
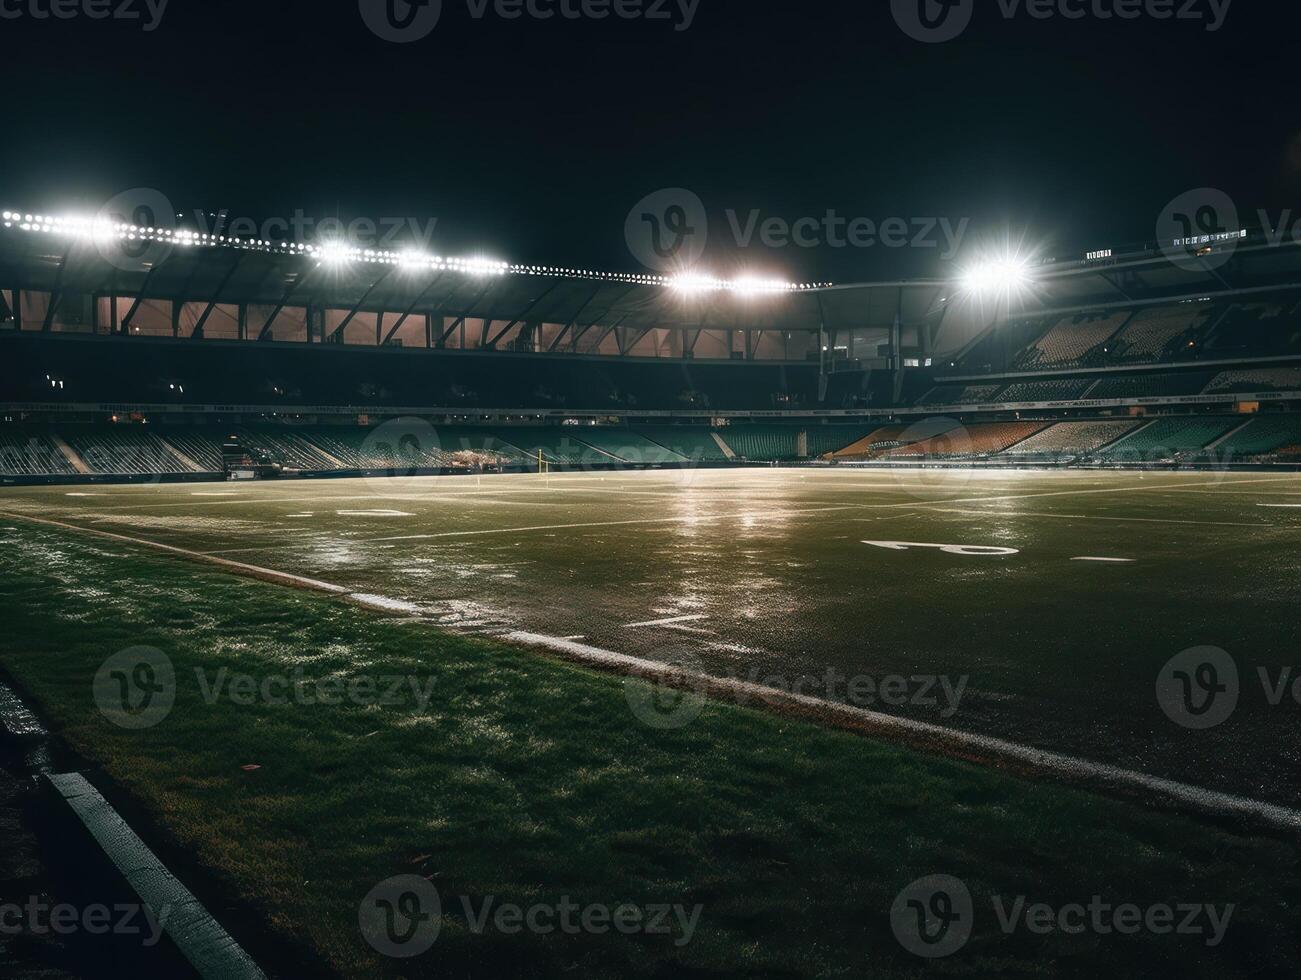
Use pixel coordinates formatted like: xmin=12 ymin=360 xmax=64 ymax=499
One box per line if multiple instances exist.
xmin=7 ymin=507 xmax=1301 ymax=834
xmin=505 ymin=631 xmax=1301 ymax=834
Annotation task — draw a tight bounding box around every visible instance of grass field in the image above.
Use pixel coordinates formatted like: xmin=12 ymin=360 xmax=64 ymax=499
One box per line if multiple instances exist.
xmin=1 ymin=510 xmax=1299 ymax=978
xmin=3 ymin=467 xmax=1300 ymax=807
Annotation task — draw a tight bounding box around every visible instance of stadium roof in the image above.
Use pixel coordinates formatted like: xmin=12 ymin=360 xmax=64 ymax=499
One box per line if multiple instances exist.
xmin=5 ymin=209 xmax=1301 ymax=342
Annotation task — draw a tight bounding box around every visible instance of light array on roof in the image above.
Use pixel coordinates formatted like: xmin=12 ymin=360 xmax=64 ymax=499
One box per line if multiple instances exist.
xmin=958 ymin=256 xmax=1034 ymax=294
xmin=1 ymin=208 xmax=831 ymax=292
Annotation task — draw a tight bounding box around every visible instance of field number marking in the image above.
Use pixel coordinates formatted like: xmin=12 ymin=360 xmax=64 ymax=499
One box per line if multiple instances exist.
xmin=863 ymin=541 xmax=1020 ymax=557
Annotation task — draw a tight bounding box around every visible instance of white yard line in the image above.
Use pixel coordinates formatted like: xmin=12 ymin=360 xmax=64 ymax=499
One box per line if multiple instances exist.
xmin=623 ymin=614 xmax=710 ymax=628
xmin=7 ymin=506 xmax=1301 ymax=832
xmin=505 ymin=632 xmax=1301 ymax=833
xmin=922 ymin=507 xmax=1272 ymax=528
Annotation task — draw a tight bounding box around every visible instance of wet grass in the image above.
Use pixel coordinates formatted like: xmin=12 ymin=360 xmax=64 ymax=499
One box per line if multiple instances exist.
xmin=0 ymin=521 xmax=1298 ymax=979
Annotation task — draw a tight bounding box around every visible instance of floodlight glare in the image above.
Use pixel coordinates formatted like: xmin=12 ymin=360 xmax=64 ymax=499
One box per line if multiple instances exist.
xmin=318 ymin=242 xmax=352 ymax=265
xmin=960 ymin=258 xmax=1032 ymax=294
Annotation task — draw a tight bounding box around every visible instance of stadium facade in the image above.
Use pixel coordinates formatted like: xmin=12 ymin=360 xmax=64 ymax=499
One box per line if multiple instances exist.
xmin=3 ymin=209 xmax=1301 ymax=480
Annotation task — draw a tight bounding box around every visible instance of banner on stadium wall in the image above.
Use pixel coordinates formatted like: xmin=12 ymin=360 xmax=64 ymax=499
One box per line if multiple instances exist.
xmin=1 ymin=390 xmax=1297 ymax=419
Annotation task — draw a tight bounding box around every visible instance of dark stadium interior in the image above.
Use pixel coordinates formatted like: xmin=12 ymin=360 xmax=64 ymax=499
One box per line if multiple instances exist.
xmin=5 ymin=2 xmax=1301 ymax=979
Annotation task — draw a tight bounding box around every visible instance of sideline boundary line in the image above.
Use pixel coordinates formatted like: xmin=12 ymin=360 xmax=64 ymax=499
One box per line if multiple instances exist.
xmin=4 ymin=509 xmax=1301 ymax=835
xmin=505 ymin=632 xmax=1301 ymax=834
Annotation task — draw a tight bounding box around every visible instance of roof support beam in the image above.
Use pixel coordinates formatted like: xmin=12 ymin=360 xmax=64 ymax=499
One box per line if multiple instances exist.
xmin=120 ymin=264 xmax=162 ymax=334
xmin=490 ymin=279 xmax=566 ymax=346
xmin=257 ymin=265 xmax=318 ymax=341
xmin=383 ymin=270 xmax=448 ymax=343
xmin=41 ymin=243 xmax=73 ymax=331
xmin=439 ymin=281 xmax=498 ymax=345
xmin=328 ymin=266 xmax=397 ymax=342
xmin=192 ymin=253 xmax=245 ymax=339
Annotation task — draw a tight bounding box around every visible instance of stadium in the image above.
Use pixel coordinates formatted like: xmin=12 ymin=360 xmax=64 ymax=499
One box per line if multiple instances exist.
xmin=3 ymin=5 xmax=1301 ymax=980
xmin=2 ymin=202 xmax=1300 ymax=978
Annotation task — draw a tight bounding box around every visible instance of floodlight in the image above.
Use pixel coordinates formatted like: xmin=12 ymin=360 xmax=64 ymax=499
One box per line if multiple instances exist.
xmin=959 ymin=257 xmax=1032 ymax=294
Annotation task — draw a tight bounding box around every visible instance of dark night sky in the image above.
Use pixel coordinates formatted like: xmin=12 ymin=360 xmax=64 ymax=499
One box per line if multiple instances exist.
xmin=1 ymin=0 xmax=1297 ymax=283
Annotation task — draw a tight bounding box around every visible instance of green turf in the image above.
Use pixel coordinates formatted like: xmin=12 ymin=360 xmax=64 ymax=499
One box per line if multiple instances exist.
xmin=2 ymin=468 xmax=1300 ymax=805
xmin=0 ymin=520 xmax=1298 ymax=979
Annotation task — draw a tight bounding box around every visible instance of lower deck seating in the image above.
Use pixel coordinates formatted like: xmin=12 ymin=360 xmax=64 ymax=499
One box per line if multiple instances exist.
xmin=492 ymin=427 xmax=617 ymax=465
xmin=803 ymin=426 xmax=878 ymax=458
xmin=715 ymin=426 xmax=802 ymax=461
xmin=568 ymin=429 xmax=688 ymax=464
xmin=831 ymin=421 xmax=962 ymax=460
xmin=158 ymin=431 xmax=224 ymax=471
xmin=234 ymin=429 xmax=342 ymax=471
xmin=1096 ymin=417 xmax=1238 ymax=462
xmin=1204 ymin=367 xmax=1301 ymax=395
xmin=881 ymin=421 xmax=1047 ymax=459
xmin=998 ymin=420 xmax=1141 ymax=460
xmin=1194 ymin=416 xmax=1301 ymax=460
xmin=64 ymin=429 xmax=194 ymax=475
xmin=635 ymin=427 xmax=730 ymax=462
xmin=0 ymin=429 xmax=78 ymax=476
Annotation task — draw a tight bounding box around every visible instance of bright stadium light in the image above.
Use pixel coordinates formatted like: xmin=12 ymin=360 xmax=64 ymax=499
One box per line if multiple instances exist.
xmin=959 ymin=256 xmax=1033 ymax=295
xmin=318 ymin=242 xmax=352 ymax=265
xmin=731 ymin=276 xmax=792 ymax=297
xmin=670 ymin=272 xmax=721 ymax=294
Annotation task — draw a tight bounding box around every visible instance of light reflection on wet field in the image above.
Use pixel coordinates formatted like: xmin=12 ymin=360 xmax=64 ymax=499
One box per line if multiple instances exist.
xmin=3 ymin=467 xmax=1300 ymax=803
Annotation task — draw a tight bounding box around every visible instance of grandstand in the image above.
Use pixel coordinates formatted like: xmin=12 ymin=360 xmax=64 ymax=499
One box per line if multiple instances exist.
xmin=4 ymin=210 xmax=1301 ymax=481
xmin=1112 ymin=304 xmax=1213 ymax=363
xmin=1012 ymin=312 xmax=1130 ymax=370
xmin=1190 ymin=415 xmax=1301 ymax=462
xmin=998 ymin=420 xmax=1141 ymax=462
xmin=1204 ymin=366 xmax=1301 ymax=394
xmin=1095 ymin=417 xmax=1240 ymax=463
xmin=881 ymin=421 xmax=1046 ymax=460
xmin=996 ymin=378 xmax=1097 ymax=402
xmin=1085 ymin=371 xmax=1214 ymax=400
